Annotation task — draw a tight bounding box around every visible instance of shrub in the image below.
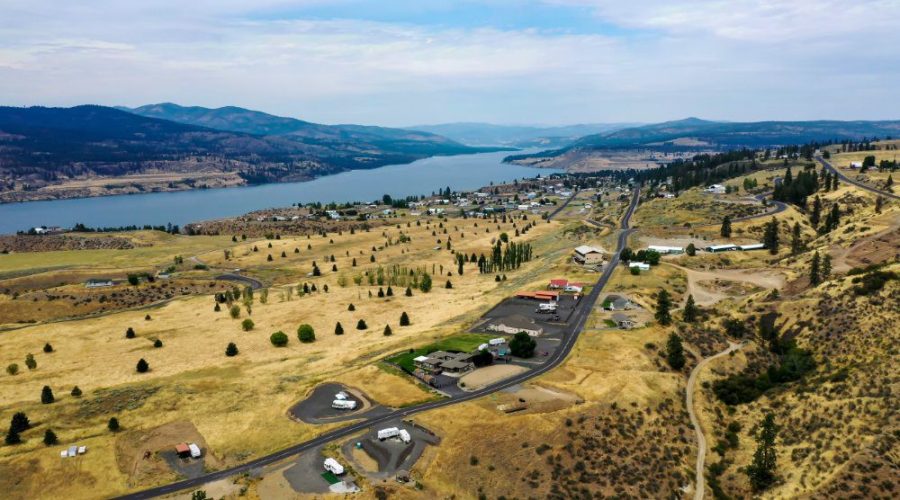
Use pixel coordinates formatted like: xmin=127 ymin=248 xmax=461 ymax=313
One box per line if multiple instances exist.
xmin=378 ymin=287 xmax=385 ymax=298
xmin=214 ymin=303 xmax=221 ymax=312
xmin=108 ymin=417 xmax=120 ymax=432
xmin=383 ymin=325 xmax=393 ymax=336
xmin=24 ymin=354 xmax=36 ymax=370
xmin=445 ymin=280 xmax=453 ymax=289
xmin=420 ymin=273 xmax=432 ymax=293
xmin=229 ymin=305 xmax=241 ymax=319
xmin=270 ymin=331 xmax=289 ymax=347
xmin=6 ymin=363 xmax=19 ymax=376
xmin=630 ymin=267 xmax=640 ymax=276
xmin=297 ymin=324 xmax=316 ymax=343
xmin=10 ymin=412 xmax=30 ymax=433
xmin=405 ymin=287 xmax=412 ymax=296
xmin=43 ymin=343 xmax=53 ymax=353
xmin=356 ymin=319 xmax=368 ymax=330
xmin=41 ymin=385 xmax=55 ymax=404
xmin=145 ymin=314 xmax=151 ymax=321
xmin=386 ymin=286 xmax=394 ymax=296
xmin=43 ymin=429 xmax=58 ymax=446
xmin=71 ymin=386 xmax=83 ymax=397
xmin=126 ymin=327 xmax=136 ymax=339
xmin=335 ymin=322 xmax=344 ymax=335
xmin=399 ymin=312 xmax=410 ymax=326
xmin=153 ymin=339 xmax=163 ymax=348
xmin=241 ymin=318 xmax=255 ymax=331
xmin=136 ymin=358 xmax=149 ymax=373
xmin=225 ymin=342 xmax=239 ymax=357
xmin=5 ymin=429 xmax=21 ymax=445
xmin=348 ymin=303 xmax=355 ymax=311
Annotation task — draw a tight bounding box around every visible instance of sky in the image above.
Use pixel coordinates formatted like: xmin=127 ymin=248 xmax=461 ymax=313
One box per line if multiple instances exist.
xmin=1 ymin=0 xmax=898 ymax=126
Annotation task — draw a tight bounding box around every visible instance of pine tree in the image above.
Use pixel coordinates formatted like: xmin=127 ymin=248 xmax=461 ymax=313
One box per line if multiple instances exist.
xmin=746 ymin=413 xmax=779 ymax=492
xmin=810 ymin=195 xmax=822 ymax=227
xmin=5 ymin=428 xmax=21 ymax=445
xmin=790 ymin=222 xmax=803 ymax=255
xmin=136 ymin=358 xmax=149 ymax=373
xmin=821 ymin=253 xmax=832 ymax=280
xmin=809 ymin=251 xmax=821 ymax=285
xmin=875 ymin=195 xmax=884 ymax=214
xmin=225 ymin=342 xmax=239 ymax=357
xmin=383 ymin=325 xmax=393 ymax=336
xmin=666 ymin=333 xmax=686 ymax=370
xmin=9 ymin=412 xmax=30 ymax=433
xmin=71 ymin=386 xmax=83 ymax=397
xmin=334 ymin=322 xmax=344 ymax=335
xmin=763 ymin=217 xmax=779 ymax=254
xmin=41 ymin=385 xmax=54 ymax=404
xmin=108 ymin=417 xmax=120 ymax=432
xmin=720 ymin=215 xmax=732 ymax=238
xmin=682 ymin=295 xmax=698 ymax=323
xmin=405 ymin=286 xmax=412 ymax=297
xmin=655 ymin=289 xmax=672 ymax=326
xmin=399 ymin=312 xmax=410 ymax=326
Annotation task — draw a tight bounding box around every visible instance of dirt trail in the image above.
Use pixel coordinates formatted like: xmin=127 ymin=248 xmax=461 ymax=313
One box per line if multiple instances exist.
xmin=664 ymin=262 xmax=785 ymax=306
xmin=686 ymin=342 xmax=743 ymax=500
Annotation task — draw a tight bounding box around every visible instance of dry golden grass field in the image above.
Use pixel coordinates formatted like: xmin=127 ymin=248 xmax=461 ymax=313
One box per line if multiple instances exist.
xmin=0 ymin=208 xmax=591 ymax=499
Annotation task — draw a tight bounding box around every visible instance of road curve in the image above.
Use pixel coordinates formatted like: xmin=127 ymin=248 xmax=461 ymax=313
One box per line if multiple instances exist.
xmin=117 ymin=187 xmax=641 ymax=500
xmin=687 ymin=342 xmax=744 ymax=500
xmin=816 ymin=155 xmax=899 ymax=201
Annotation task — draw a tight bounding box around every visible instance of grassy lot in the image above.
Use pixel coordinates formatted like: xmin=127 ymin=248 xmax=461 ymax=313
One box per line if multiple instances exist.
xmin=386 ymin=333 xmax=495 ymax=371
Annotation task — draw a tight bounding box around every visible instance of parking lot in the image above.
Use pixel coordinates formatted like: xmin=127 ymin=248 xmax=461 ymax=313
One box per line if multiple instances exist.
xmin=340 ymin=420 xmax=440 ymax=480
xmin=471 ymin=294 xmax=583 ymax=337
xmin=288 ymin=383 xmax=392 ymax=424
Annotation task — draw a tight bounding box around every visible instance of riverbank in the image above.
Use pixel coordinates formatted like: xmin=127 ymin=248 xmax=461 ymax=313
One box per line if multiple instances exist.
xmin=0 ymin=150 xmax=555 ymax=235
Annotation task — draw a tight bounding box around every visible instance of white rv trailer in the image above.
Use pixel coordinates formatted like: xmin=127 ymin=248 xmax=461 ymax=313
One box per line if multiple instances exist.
xmin=398 ymin=429 xmax=412 ymax=444
xmin=378 ymin=427 xmax=401 ymax=440
xmin=188 ymin=443 xmax=202 ymax=458
xmin=537 ymin=302 xmax=558 ymax=312
xmin=332 ymin=399 xmax=357 ymax=410
xmin=324 ymin=458 xmax=345 ymax=475
xmin=488 ymin=338 xmax=506 ymax=346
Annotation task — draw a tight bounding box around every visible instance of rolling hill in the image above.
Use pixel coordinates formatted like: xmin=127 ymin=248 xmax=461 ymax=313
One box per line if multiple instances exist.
xmin=406 ymin=122 xmax=640 ymax=148
xmin=570 ymin=117 xmax=900 ymax=149
xmin=0 ymin=105 xmax=499 ymax=202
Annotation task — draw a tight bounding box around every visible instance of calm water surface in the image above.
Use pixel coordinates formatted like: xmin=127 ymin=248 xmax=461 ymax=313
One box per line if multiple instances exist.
xmin=0 ymin=150 xmax=558 ymax=234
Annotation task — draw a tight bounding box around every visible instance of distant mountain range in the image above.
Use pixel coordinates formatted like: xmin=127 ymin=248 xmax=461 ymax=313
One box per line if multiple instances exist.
xmin=405 ymin=122 xmax=640 ymax=148
xmin=505 ymin=117 xmax=900 ymax=162
xmin=570 ymin=117 xmax=900 ymax=149
xmin=0 ymin=104 xmax=502 ymax=200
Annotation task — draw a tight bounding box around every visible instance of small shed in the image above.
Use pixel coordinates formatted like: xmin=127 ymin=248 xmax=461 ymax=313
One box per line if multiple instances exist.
xmin=175 ymin=443 xmax=191 ymax=457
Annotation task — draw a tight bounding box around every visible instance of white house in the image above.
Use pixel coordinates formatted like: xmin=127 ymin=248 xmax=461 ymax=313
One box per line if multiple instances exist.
xmin=648 ymin=245 xmax=684 ymax=255
xmin=705 ymin=184 xmax=726 ymax=194
xmin=573 ymin=245 xmax=605 ymax=266
xmin=629 ymin=262 xmax=650 ymax=271
xmin=705 ymin=244 xmax=739 ymax=253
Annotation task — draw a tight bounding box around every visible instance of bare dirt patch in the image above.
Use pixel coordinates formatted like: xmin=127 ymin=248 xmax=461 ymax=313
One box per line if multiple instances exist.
xmin=666 ymin=263 xmax=785 ymax=306
xmin=114 ymin=420 xmax=220 ymax=488
xmin=459 ymin=364 xmax=529 ymax=391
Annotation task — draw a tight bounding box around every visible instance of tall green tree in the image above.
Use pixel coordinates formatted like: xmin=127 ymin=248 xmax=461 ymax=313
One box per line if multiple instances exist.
xmin=790 ymin=222 xmax=803 ymax=255
xmin=666 ymin=333 xmax=686 ymax=370
xmin=746 ymin=413 xmax=779 ymax=492
xmin=682 ymin=294 xmax=698 ymax=323
xmin=809 ymin=251 xmax=821 ymax=285
xmin=720 ymin=215 xmax=732 ymax=238
xmin=41 ymin=385 xmax=54 ymax=404
xmin=821 ymin=253 xmax=832 ymax=280
xmin=655 ymin=289 xmax=673 ymax=326
xmin=763 ymin=217 xmax=780 ymax=254
xmin=810 ymin=195 xmax=822 ymax=227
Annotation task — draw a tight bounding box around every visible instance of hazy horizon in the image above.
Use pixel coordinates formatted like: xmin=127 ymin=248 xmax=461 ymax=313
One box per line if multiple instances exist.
xmin=2 ymin=1 xmax=899 ymax=127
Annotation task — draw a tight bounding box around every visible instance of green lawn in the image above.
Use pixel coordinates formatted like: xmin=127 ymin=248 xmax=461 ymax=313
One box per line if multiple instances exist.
xmin=386 ymin=333 xmax=495 ymax=372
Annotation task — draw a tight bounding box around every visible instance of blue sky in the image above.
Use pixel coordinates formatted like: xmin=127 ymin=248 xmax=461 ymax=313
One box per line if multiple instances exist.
xmin=1 ymin=0 xmax=898 ymax=126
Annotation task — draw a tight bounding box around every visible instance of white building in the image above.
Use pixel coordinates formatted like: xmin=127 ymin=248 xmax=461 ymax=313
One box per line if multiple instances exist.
xmin=629 ymin=262 xmax=650 ymax=271
xmin=648 ymin=245 xmax=684 ymax=255
xmin=705 ymin=184 xmax=726 ymax=194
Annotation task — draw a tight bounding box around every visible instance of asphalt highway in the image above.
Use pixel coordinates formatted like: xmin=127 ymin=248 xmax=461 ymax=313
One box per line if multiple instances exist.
xmin=816 ymin=155 xmax=899 ymax=201
xmin=117 ymin=186 xmax=641 ymax=500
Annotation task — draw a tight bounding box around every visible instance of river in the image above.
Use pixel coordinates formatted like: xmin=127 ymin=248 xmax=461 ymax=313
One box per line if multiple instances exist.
xmin=0 ymin=150 xmax=558 ymax=234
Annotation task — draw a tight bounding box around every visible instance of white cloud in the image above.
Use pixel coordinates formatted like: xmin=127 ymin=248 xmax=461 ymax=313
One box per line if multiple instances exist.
xmin=0 ymin=1 xmax=898 ymax=124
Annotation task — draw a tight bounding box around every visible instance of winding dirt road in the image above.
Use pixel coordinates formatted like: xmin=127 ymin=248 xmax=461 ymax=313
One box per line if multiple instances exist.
xmin=687 ymin=342 xmax=744 ymax=500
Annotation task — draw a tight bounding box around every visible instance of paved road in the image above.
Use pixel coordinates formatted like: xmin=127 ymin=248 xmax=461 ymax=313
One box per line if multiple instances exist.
xmin=117 ymin=187 xmax=640 ymax=500
xmin=547 ymin=189 xmax=579 ymax=219
xmin=816 ymin=155 xmax=899 ymax=201
xmin=687 ymin=342 xmax=744 ymax=500
xmin=214 ymin=273 xmax=264 ymax=290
